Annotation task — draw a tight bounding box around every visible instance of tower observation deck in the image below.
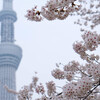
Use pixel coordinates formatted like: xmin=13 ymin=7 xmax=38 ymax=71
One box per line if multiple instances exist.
xmin=0 ymin=0 xmax=22 ymax=100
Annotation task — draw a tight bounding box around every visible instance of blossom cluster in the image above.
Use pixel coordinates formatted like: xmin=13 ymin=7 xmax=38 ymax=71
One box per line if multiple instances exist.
xmin=82 ymin=31 xmax=100 ymax=51
xmin=25 ymin=0 xmax=81 ymax=21
xmin=75 ymin=0 xmax=100 ymax=29
xmin=46 ymin=81 xmax=56 ymax=96
xmin=51 ymin=61 xmax=80 ymax=81
xmin=25 ymin=6 xmax=42 ymax=22
xmin=87 ymin=63 xmax=100 ymax=80
xmin=73 ymin=31 xmax=100 ymax=62
xmin=63 ymin=77 xmax=92 ymax=99
xmin=51 ymin=68 xmax=65 ymax=79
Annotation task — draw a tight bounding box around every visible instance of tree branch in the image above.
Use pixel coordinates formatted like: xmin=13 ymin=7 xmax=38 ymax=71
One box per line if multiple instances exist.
xmin=83 ymin=79 xmax=100 ymax=100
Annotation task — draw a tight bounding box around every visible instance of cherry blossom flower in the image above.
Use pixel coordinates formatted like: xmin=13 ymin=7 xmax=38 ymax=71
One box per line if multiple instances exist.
xmin=63 ymin=83 xmax=76 ymax=99
xmin=64 ymin=60 xmax=79 ymax=72
xmin=32 ymin=76 xmax=38 ymax=87
xmin=73 ymin=41 xmax=87 ymax=59
xmin=51 ymin=68 xmax=65 ymax=79
xmin=26 ymin=0 xmax=81 ymax=21
xmin=87 ymin=63 xmax=100 ymax=80
xmin=64 ymin=71 xmax=74 ymax=81
xmin=82 ymin=31 xmax=99 ymax=51
xmin=75 ymin=77 xmax=92 ymax=96
xmin=25 ymin=6 xmax=42 ymax=22
xmin=35 ymin=83 xmax=45 ymax=94
xmin=75 ymin=0 xmax=100 ymax=29
xmin=46 ymin=81 xmax=56 ymax=96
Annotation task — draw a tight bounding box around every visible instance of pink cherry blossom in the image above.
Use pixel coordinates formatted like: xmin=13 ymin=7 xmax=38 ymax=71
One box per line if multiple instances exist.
xmin=51 ymin=68 xmax=65 ymax=79
xmin=46 ymin=81 xmax=56 ymax=96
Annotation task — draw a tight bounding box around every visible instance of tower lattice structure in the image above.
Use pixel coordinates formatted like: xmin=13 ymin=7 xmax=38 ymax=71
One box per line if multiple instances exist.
xmin=0 ymin=0 xmax=22 ymax=99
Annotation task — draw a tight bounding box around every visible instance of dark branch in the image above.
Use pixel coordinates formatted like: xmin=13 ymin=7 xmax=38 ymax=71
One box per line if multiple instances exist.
xmin=83 ymin=79 xmax=100 ymax=100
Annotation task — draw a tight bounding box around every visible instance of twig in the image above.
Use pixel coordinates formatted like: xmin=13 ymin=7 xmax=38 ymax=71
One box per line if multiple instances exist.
xmin=83 ymin=79 xmax=100 ymax=100
xmin=76 ymin=66 xmax=89 ymax=76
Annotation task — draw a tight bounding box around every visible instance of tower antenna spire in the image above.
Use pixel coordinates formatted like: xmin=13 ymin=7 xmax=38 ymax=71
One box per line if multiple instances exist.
xmin=3 ymin=0 xmax=13 ymax=10
xmin=0 ymin=0 xmax=17 ymax=43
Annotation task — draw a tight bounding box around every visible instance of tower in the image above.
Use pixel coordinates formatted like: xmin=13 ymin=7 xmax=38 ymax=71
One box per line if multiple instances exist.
xmin=0 ymin=0 xmax=22 ymax=99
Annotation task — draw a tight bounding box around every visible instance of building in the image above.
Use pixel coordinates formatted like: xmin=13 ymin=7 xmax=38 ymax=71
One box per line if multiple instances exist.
xmin=0 ymin=0 xmax=22 ymax=99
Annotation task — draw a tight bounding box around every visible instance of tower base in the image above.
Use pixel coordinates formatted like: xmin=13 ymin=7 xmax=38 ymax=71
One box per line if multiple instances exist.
xmin=0 ymin=43 xmax=22 ymax=100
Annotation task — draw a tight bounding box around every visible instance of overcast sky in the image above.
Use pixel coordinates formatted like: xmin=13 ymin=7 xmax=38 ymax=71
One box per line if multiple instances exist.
xmin=1 ymin=0 xmax=99 ymax=98
xmin=13 ymin=0 xmax=82 ymax=90
xmin=0 ymin=0 xmax=86 ymax=90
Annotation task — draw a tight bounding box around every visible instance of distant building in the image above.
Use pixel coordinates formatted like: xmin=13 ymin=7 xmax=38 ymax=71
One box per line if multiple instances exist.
xmin=0 ymin=0 xmax=22 ymax=99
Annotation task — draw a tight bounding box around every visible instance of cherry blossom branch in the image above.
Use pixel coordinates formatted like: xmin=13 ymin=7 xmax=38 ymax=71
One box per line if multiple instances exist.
xmin=25 ymin=0 xmax=81 ymax=21
xmin=86 ymin=54 xmax=100 ymax=64
xmin=4 ymin=85 xmax=18 ymax=95
xmin=83 ymin=79 xmax=100 ymax=100
xmin=93 ymin=92 xmax=100 ymax=94
xmin=49 ymin=92 xmax=62 ymax=99
xmin=76 ymin=66 xmax=89 ymax=77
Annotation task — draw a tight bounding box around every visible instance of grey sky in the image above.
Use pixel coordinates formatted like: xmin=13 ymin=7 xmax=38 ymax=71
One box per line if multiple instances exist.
xmin=0 ymin=0 xmax=87 ymax=95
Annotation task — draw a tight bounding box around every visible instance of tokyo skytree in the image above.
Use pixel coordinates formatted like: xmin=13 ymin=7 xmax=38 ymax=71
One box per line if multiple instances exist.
xmin=0 ymin=0 xmax=22 ymax=99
